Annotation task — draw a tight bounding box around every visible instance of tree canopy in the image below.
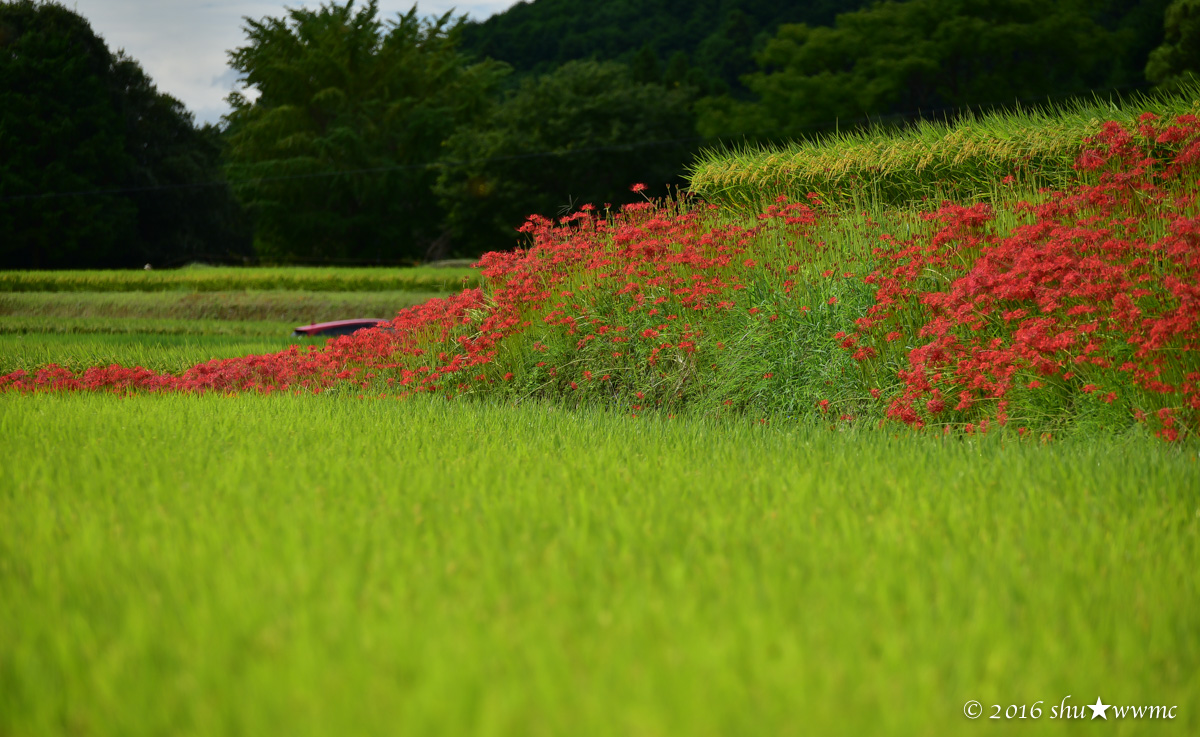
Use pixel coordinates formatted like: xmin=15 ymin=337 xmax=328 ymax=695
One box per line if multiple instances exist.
xmin=459 ymin=0 xmax=875 ymax=96
xmin=223 ymin=0 xmax=509 ymax=263
xmin=0 ymin=0 xmax=246 ymax=268
xmin=435 ymin=60 xmax=695 ymax=254
xmin=1146 ymin=0 xmax=1200 ymax=89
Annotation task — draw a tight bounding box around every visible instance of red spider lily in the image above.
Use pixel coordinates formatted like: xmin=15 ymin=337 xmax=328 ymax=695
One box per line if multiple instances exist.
xmin=4 ymin=114 xmax=1197 ymax=441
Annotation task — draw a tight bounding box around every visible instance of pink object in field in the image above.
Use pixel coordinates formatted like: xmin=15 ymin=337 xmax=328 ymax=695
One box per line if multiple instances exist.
xmin=292 ymin=318 xmax=388 ymax=337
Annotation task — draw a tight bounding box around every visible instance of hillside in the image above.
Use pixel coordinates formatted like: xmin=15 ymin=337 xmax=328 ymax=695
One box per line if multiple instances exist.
xmin=458 ymin=0 xmax=872 ymax=94
xmin=461 ymin=0 xmax=1170 ymax=99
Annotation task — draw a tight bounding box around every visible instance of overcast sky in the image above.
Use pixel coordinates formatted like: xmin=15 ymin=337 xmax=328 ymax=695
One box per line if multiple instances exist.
xmin=67 ymin=1 xmax=522 ymax=125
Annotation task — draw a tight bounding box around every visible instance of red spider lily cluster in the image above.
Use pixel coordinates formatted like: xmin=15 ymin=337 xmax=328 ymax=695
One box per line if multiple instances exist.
xmin=4 ymin=112 xmax=1198 ymax=440
xmin=850 ymin=113 xmax=1200 ymax=440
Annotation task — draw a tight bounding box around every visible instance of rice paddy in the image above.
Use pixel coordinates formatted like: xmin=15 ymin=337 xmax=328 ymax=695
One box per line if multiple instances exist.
xmin=1 ymin=393 xmax=1196 ymax=736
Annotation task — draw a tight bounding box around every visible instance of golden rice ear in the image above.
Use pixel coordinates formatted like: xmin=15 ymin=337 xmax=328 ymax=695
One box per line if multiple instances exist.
xmin=686 ymin=90 xmax=1196 ymax=214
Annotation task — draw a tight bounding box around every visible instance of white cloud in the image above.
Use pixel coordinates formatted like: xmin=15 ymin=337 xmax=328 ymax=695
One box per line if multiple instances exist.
xmin=67 ymin=1 xmax=520 ymax=125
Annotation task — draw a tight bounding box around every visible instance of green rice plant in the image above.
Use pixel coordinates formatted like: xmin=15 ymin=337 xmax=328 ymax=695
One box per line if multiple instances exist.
xmin=0 ymin=266 xmax=479 ymax=293
xmin=0 ymin=393 xmax=1195 ymax=736
xmin=0 ymin=316 xmax=297 ymax=337
xmin=0 ymin=290 xmax=443 ymax=323
xmin=687 ymin=87 xmax=1200 ymax=213
xmin=0 ymin=332 xmax=312 ymax=374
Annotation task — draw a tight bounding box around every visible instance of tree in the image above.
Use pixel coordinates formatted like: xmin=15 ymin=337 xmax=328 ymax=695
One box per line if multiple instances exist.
xmin=630 ymin=43 xmax=662 ymax=85
xmin=697 ymin=0 xmax=1119 ymax=142
xmin=434 ymin=60 xmax=695 ymax=256
xmin=0 ymin=0 xmax=132 ymax=268
xmin=0 ymin=0 xmax=250 ymax=269
xmin=1146 ymin=0 xmax=1200 ymax=89
xmin=110 ymin=54 xmax=252 ymax=267
xmin=223 ymin=0 xmax=509 ymax=263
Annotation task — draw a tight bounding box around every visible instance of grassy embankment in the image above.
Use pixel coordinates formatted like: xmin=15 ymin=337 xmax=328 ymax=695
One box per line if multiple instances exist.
xmin=1 ymin=393 xmax=1196 ymax=736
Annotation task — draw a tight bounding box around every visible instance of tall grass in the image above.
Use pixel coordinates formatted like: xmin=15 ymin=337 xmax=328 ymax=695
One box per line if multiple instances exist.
xmin=1 ymin=393 xmax=1196 ymax=736
xmin=687 ymin=88 xmax=1200 ymax=212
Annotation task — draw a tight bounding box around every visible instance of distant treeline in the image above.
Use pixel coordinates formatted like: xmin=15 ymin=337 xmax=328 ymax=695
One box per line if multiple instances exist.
xmin=1 ymin=0 xmax=1195 ymax=268
xmin=0 ymin=0 xmax=251 ymax=269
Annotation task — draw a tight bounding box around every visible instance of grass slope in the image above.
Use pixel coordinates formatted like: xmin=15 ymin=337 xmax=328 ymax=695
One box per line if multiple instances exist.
xmin=1 ymin=394 xmax=1196 ymax=736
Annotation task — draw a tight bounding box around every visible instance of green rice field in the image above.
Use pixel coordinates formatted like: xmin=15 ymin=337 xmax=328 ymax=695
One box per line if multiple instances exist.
xmin=0 ymin=265 xmax=478 ymax=293
xmin=2 ymin=393 xmax=1197 ymax=736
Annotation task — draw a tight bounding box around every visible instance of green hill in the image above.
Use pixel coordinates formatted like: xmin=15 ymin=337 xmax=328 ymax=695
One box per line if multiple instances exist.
xmin=458 ymin=0 xmax=873 ymax=94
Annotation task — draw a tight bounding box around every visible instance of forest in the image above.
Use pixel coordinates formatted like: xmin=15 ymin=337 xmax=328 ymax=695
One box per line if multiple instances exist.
xmin=1 ymin=0 xmax=1194 ymax=267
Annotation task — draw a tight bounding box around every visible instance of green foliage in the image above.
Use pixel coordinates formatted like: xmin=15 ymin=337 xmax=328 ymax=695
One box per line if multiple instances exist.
xmin=459 ymin=0 xmax=873 ymax=95
xmin=223 ymin=1 xmax=509 ymax=263
xmin=110 ymin=58 xmax=251 ymax=268
xmin=0 ymin=0 xmax=250 ymax=269
xmin=0 ymin=266 xmax=479 ymax=292
xmin=0 ymin=0 xmax=132 ymax=268
xmin=434 ymin=60 xmax=695 ymax=255
xmin=697 ymin=0 xmax=1130 ymax=141
xmin=1 ymin=393 xmax=1196 ymax=734
xmin=691 ymin=7 xmax=754 ymax=94
xmin=629 ymin=43 xmax=662 ymax=85
xmin=1147 ymin=0 xmax=1200 ymax=89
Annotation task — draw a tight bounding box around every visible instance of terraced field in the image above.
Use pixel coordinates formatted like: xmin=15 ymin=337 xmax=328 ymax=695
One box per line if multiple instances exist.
xmin=0 ymin=267 xmax=462 ymax=374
